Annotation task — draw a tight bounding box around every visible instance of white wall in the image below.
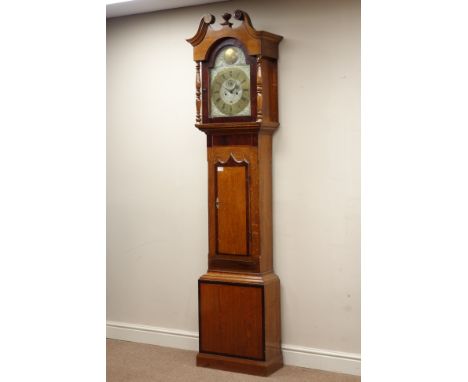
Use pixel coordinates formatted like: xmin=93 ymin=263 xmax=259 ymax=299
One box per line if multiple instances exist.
xmin=107 ymin=0 xmax=360 ymax=372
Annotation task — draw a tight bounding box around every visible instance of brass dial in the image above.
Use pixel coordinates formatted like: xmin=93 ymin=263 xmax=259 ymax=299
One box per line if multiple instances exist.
xmin=211 ymin=67 xmax=250 ymax=116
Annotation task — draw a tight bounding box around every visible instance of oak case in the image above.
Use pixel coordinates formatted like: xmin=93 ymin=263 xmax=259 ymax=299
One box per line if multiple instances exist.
xmin=187 ymin=10 xmax=283 ymax=376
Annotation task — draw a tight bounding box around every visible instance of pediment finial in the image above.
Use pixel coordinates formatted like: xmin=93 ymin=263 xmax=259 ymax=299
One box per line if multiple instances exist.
xmin=220 ymin=12 xmax=233 ymax=27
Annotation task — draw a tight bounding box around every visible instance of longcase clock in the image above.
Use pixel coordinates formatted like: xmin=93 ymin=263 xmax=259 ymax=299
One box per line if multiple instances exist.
xmin=187 ymin=10 xmax=283 ymax=376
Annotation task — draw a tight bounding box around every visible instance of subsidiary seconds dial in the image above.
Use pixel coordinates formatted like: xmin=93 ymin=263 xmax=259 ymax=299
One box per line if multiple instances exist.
xmin=211 ymin=68 xmax=250 ymax=116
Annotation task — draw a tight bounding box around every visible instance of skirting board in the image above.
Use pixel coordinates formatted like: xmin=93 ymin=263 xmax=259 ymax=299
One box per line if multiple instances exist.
xmin=107 ymin=321 xmax=361 ymax=376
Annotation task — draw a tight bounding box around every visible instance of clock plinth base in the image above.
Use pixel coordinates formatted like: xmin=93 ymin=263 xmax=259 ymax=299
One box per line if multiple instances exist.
xmin=198 ymin=272 xmax=283 ymax=376
xmin=197 ymin=351 xmax=283 ymax=377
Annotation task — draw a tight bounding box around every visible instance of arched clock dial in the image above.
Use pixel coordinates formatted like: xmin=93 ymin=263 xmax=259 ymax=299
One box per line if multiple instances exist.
xmin=209 ymin=45 xmax=251 ymax=118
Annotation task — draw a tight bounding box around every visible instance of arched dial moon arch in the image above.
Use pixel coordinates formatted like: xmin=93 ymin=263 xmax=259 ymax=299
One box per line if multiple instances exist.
xmin=209 ymin=45 xmax=251 ymax=118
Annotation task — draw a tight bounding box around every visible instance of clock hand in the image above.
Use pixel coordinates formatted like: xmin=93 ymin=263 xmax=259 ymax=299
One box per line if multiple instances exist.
xmin=222 ymin=85 xmax=234 ymax=94
xmin=223 ymin=80 xmax=238 ymax=94
xmin=228 ymin=84 xmax=240 ymax=94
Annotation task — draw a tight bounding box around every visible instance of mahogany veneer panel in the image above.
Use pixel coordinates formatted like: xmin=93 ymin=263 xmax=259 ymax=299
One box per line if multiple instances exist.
xmin=199 ymin=281 xmax=264 ymax=360
xmin=216 ymin=166 xmax=248 ymax=255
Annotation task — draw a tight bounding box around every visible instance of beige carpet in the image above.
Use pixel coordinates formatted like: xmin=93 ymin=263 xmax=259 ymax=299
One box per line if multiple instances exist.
xmin=107 ymin=339 xmax=360 ymax=382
